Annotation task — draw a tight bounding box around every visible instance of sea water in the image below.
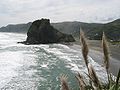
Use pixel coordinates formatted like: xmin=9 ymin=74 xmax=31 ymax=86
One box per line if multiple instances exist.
xmin=0 ymin=32 xmax=107 ymax=90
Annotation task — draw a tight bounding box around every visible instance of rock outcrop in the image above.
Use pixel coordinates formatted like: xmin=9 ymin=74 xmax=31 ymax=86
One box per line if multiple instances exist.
xmin=22 ymin=19 xmax=75 ymax=44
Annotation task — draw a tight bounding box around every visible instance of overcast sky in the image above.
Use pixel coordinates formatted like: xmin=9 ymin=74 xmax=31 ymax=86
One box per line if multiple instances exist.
xmin=0 ymin=0 xmax=120 ymax=27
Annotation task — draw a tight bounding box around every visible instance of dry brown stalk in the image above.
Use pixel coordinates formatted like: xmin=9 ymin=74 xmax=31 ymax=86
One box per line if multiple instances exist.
xmin=102 ymin=32 xmax=110 ymax=73
xmin=60 ymin=74 xmax=70 ymax=90
xmin=88 ymin=64 xmax=101 ymax=90
xmin=76 ymin=73 xmax=86 ymax=90
xmin=80 ymin=29 xmax=89 ymax=67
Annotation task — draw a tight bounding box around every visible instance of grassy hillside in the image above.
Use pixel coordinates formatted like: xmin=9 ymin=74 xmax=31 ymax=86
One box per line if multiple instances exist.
xmin=86 ymin=19 xmax=120 ymax=41
xmin=0 ymin=19 xmax=120 ymax=41
xmin=0 ymin=22 xmax=31 ymax=33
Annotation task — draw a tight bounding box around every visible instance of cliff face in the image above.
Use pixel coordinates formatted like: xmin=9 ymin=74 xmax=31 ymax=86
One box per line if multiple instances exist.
xmin=24 ymin=19 xmax=75 ymax=44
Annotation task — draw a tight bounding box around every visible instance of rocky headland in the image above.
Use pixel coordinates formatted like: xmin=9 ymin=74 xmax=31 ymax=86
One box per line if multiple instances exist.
xmin=20 ymin=19 xmax=75 ymax=44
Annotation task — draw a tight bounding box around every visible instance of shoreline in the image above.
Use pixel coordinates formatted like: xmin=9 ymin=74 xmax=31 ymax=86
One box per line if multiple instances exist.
xmin=68 ymin=43 xmax=120 ymax=76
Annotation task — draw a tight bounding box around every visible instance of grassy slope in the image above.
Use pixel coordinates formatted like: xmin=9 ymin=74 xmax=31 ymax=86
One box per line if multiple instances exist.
xmin=0 ymin=19 xmax=120 ymax=41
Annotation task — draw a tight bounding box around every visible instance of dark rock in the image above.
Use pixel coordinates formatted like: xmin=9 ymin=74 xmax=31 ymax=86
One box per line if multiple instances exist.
xmin=24 ymin=19 xmax=75 ymax=44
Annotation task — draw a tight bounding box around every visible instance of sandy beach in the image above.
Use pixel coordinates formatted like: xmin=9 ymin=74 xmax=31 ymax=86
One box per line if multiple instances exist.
xmin=69 ymin=42 xmax=120 ymax=76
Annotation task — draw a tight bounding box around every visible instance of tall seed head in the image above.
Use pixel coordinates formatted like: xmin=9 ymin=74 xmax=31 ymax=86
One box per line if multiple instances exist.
xmin=76 ymin=73 xmax=86 ymax=90
xmin=88 ymin=64 xmax=101 ymax=90
xmin=80 ymin=29 xmax=89 ymax=67
xmin=102 ymin=32 xmax=110 ymax=72
xmin=60 ymin=74 xmax=70 ymax=90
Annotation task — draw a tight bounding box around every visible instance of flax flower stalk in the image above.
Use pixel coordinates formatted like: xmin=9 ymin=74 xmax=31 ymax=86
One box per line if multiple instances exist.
xmin=60 ymin=74 xmax=70 ymax=90
xmin=76 ymin=73 xmax=86 ymax=90
xmin=102 ymin=32 xmax=110 ymax=74
xmin=80 ymin=30 xmax=89 ymax=67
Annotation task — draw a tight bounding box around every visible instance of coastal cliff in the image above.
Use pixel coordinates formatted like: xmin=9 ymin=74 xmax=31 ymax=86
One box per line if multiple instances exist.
xmin=23 ymin=19 xmax=75 ymax=44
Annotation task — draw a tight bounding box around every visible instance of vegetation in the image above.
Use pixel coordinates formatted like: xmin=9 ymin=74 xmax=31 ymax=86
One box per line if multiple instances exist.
xmin=0 ymin=19 xmax=120 ymax=41
xmin=59 ymin=30 xmax=120 ymax=90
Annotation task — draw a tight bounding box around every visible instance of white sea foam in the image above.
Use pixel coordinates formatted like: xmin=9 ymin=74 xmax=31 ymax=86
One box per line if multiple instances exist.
xmin=0 ymin=51 xmax=23 ymax=87
xmin=40 ymin=44 xmax=108 ymax=83
xmin=41 ymin=62 xmax=49 ymax=68
xmin=0 ymin=32 xmax=108 ymax=89
xmin=53 ymin=44 xmax=70 ymax=49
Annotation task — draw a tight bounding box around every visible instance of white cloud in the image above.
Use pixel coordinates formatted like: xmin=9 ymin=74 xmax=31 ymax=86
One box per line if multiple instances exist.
xmin=0 ymin=0 xmax=120 ymax=26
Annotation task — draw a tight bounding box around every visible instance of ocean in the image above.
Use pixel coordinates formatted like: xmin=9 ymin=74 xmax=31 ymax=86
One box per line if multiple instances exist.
xmin=0 ymin=32 xmax=107 ymax=90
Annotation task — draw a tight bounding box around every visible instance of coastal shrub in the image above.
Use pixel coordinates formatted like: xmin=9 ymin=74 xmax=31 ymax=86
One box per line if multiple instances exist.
xmin=59 ymin=30 xmax=120 ymax=90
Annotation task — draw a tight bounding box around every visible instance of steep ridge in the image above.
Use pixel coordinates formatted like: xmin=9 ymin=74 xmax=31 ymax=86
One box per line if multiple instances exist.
xmin=0 ymin=19 xmax=120 ymax=41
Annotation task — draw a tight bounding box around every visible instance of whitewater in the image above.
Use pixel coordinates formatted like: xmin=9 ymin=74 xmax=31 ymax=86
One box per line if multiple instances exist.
xmin=0 ymin=32 xmax=107 ymax=90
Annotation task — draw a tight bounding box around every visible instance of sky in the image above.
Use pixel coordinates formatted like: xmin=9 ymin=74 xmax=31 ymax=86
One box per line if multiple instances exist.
xmin=0 ymin=0 xmax=120 ymax=27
